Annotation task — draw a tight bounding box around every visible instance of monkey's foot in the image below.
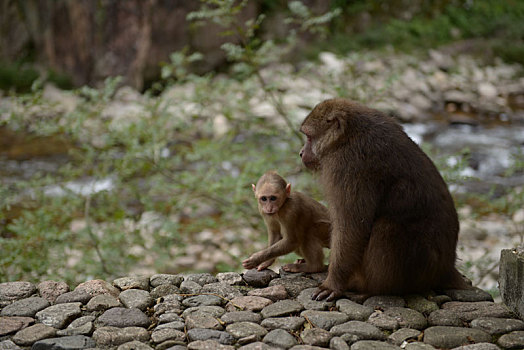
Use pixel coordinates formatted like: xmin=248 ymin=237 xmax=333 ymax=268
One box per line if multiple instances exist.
xmin=294 ymin=259 xmax=306 ymax=264
xmin=312 ymin=285 xmax=342 ymax=301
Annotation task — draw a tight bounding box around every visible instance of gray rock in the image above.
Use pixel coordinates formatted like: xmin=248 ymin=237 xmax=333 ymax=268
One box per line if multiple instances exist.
xmin=301 ymin=310 xmax=349 ymax=330
xmin=98 ymin=307 xmax=150 ymax=328
xmin=499 ymin=248 xmax=524 ymax=320
xmin=180 ymin=280 xmax=203 ymax=294
xmin=0 ymin=316 xmax=34 ymax=336
xmin=451 ymin=343 xmax=500 ymax=350
xmin=264 ymin=329 xmax=297 ymax=348
xmin=289 ymin=346 xmax=326 ymax=350
xmin=150 ymin=284 xmax=181 ymax=299
xmin=187 ymin=328 xmax=235 ymax=345
xmin=441 ymin=301 xmax=514 ymax=321
xmin=497 ymin=330 xmax=524 ymax=349
xmin=113 ymin=276 xmax=150 ymax=291
xmin=221 ymin=311 xmax=262 ymax=324
xmin=387 ymin=328 xmax=421 ymax=346
xmin=37 ymin=281 xmax=70 ymax=303
xmin=405 ymin=295 xmax=439 ymax=315
xmin=151 ymin=327 xmax=186 ymax=343
xmin=74 ymin=279 xmax=119 ymax=297
xmin=56 ymin=316 xmax=95 ymax=336
xmin=182 ymin=305 xmax=226 ymax=319
xmin=336 ymin=299 xmax=374 ymax=321
xmin=444 ymin=288 xmax=494 ymax=302
xmin=0 ymin=282 xmax=36 ymax=305
xmin=243 ymin=269 xmax=278 ymax=288
xmin=54 ymin=290 xmax=92 ymax=304
xmin=185 ymin=273 xmax=218 ymax=286
xmin=86 ymin=294 xmax=120 ymax=311
xmin=150 ymin=274 xmax=184 ymax=288
xmin=330 ymin=321 xmax=386 ymax=340
xmin=157 ymin=320 xmax=185 ymax=331
xmin=423 ymin=326 xmax=492 ymax=348
xmin=369 ymin=307 xmax=427 ymax=330
xmin=470 ymin=317 xmax=524 ymax=335
xmin=0 ymin=297 xmax=49 ymax=317
xmin=261 ymin=299 xmax=303 ymax=318
xmin=117 ymin=340 xmax=154 ymax=350
xmin=158 ymin=312 xmax=184 ymax=324
xmin=268 ymin=277 xmax=318 ymax=298
xmin=350 ymin=340 xmax=398 ymax=349
xmin=217 ymin=272 xmax=243 ymax=286
xmin=404 ymin=343 xmax=436 ymax=350
xmin=301 ymin=328 xmax=332 ymax=346
xmin=186 ymin=314 xmax=223 ymax=330
xmin=427 ymin=309 xmax=463 ymax=326
xmin=154 ymin=299 xmax=184 ymax=316
xmin=119 ymin=289 xmax=153 ymax=310
xmin=12 ymin=324 xmax=57 ymax=346
xmin=35 ymin=302 xmax=82 ymax=328
xmin=226 ymin=322 xmax=267 ymax=339
xmin=237 ymin=342 xmax=280 ymax=350
xmin=31 ymin=336 xmax=96 ymax=350
xmin=228 ymin=296 xmax=272 ymax=312
xmin=330 ymin=337 xmax=350 ymax=350
xmin=92 ymin=326 xmax=149 ymax=347
xmin=0 ymin=340 xmax=22 ymax=350
xmin=363 ymin=296 xmax=405 ymax=309
xmin=261 ymin=317 xmax=305 ymax=331
xmin=201 ymin=282 xmax=243 ymax=300
xmin=183 ymin=295 xmax=224 ymax=307
xmin=247 ymin=285 xmax=288 ymax=301
xmin=188 ymin=339 xmax=234 ymax=349
xmin=297 ymin=288 xmax=334 ymax=311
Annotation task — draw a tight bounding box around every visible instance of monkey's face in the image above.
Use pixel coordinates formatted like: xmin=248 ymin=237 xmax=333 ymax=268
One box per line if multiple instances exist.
xmin=300 ymin=101 xmax=342 ymax=170
xmin=255 ymin=183 xmax=288 ymax=215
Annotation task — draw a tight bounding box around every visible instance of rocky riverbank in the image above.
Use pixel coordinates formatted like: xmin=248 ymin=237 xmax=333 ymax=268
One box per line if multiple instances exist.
xmin=1 ymin=270 xmax=524 ymax=350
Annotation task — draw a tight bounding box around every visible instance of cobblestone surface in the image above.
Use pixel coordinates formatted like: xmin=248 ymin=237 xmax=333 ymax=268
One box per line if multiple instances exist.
xmin=0 ymin=271 xmax=523 ymax=349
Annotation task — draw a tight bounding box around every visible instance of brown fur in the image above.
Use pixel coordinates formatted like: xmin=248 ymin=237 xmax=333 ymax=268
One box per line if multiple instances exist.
xmin=242 ymin=171 xmax=331 ymax=273
xmin=300 ymin=98 xmax=468 ymax=300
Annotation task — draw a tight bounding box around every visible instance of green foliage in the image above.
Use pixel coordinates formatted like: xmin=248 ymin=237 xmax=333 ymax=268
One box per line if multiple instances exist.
xmin=324 ymin=0 xmax=524 ymax=65
xmin=0 ymin=0 xmax=339 ymax=284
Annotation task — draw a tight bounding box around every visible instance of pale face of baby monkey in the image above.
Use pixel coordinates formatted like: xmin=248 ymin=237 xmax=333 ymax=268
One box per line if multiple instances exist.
xmin=252 ymin=181 xmax=290 ymax=216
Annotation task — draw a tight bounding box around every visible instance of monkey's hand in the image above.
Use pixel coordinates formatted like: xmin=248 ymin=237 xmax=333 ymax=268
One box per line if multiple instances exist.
xmin=256 ymin=259 xmax=275 ymax=271
xmin=312 ymin=283 xmax=342 ymax=302
xmin=242 ymin=252 xmax=263 ymax=270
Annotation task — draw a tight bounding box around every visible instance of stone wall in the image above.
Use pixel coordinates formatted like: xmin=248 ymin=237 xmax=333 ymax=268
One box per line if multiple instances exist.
xmin=1 ymin=269 xmax=524 ymax=349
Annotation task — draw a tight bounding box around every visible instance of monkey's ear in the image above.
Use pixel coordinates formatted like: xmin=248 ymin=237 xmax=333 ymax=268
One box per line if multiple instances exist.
xmin=285 ymin=183 xmax=291 ymax=196
xmin=327 ymin=115 xmax=341 ymax=129
xmin=252 ymin=184 xmax=256 ymax=193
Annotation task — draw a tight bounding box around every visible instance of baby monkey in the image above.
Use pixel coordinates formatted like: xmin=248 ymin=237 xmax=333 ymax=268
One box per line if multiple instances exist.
xmin=242 ymin=171 xmax=331 ymax=273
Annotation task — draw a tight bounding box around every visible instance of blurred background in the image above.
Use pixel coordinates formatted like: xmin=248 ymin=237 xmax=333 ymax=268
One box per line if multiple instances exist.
xmin=0 ymin=0 xmax=523 ymax=299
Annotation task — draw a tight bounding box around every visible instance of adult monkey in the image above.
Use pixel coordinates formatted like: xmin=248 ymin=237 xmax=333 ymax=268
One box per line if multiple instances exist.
xmin=300 ymin=98 xmax=468 ymax=301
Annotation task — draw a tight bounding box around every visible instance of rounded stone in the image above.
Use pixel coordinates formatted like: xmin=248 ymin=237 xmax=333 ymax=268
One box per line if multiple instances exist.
xmin=98 ymin=307 xmax=150 ymax=328
xmin=260 ymin=299 xmax=303 ymax=318
xmin=37 ymin=281 xmax=70 ymax=303
xmin=150 ymin=274 xmax=184 ymax=288
xmin=301 ymin=310 xmax=349 ymax=330
xmin=119 ymin=289 xmax=153 ymax=310
xmin=226 ymin=322 xmax=267 ymax=339
xmin=423 ymin=326 xmax=491 ymax=348
xmin=113 ymin=277 xmax=150 ymax=291
xmin=263 ymin=329 xmax=297 ymax=348
xmin=12 ymin=324 xmax=57 ymax=346
xmin=221 ymin=311 xmax=262 ymax=325
xmin=31 ymin=336 xmax=96 ymax=350
xmin=86 ymin=294 xmax=120 ymax=311
xmin=261 ymin=316 xmax=305 ymax=331
xmin=36 ymin=302 xmax=82 ymax=328
xmin=0 ymin=282 xmax=36 ymax=304
xmin=229 ymin=296 xmax=272 ymax=311
xmin=301 ymin=328 xmax=333 ymax=346
xmin=336 ymin=299 xmax=374 ymax=321
xmin=0 ymin=297 xmax=50 ymax=317
xmin=93 ymin=326 xmax=149 ymax=347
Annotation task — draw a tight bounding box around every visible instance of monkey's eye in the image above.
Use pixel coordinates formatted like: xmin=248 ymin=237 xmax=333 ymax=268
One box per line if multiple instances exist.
xmin=260 ymin=196 xmax=267 ymax=202
xmin=269 ymin=196 xmax=277 ymax=201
